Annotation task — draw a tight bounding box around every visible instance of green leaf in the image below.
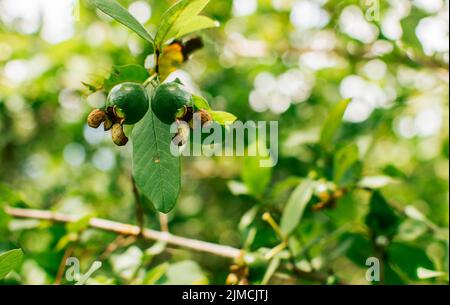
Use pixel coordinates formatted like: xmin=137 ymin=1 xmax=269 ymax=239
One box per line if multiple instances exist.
xmin=132 ymin=93 xmax=181 ymax=213
xmin=270 ymin=176 xmax=302 ymax=200
xmin=242 ymin=141 xmax=272 ymax=198
xmin=320 ymin=99 xmax=351 ymax=147
xmin=210 ymin=111 xmax=237 ymax=125
xmin=103 ymin=65 xmax=150 ymax=92
xmin=238 ymin=206 xmax=259 ymax=232
xmin=192 ymin=94 xmax=211 ymax=110
xmin=0 ymin=249 xmax=23 ymax=279
xmin=333 ymin=143 xmax=361 ymax=187
xmin=55 ymin=233 xmax=78 ymax=251
xmin=66 ymin=215 xmax=93 ymax=233
xmin=261 ymin=255 xmax=281 ymax=285
xmin=388 ymin=242 xmax=435 ymax=282
xmin=175 ymin=16 xmax=218 ymax=39
xmin=142 ymin=263 xmax=169 ymax=285
xmin=280 ymin=179 xmax=315 ymax=236
xmin=365 ymin=191 xmax=400 ymax=238
xmin=90 ymin=0 xmax=154 ymax=51
xmin=155 ymin=0 xmax=218 ymax=48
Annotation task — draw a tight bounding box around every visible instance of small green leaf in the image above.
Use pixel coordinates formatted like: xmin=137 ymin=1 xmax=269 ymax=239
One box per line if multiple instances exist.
xmin=270 ymin=176 xmax=302 ymax=200
xmin=261 ymin=255 xmax=281 ymax=285
xmin=55 ymin=233 xmax=78 ymax=251
xmin=239 ymin=206 xmax=259 ymax=232
xmin=320 ymin=99 xmax=351 ymax=147
xmin=333 ymin=143 xmax=361 ymax=187
xmin=280 ymin=179 xmax=315 ymax=236
xmin=0 ymin=249 xmax=23 ymax=279
xmin=192 ymin=94 xmax=211 ymax=110
xmin=142 ymin=263 xmax=169 ymax=285
xmin=103 ymin=65 xmax=150 ymax=92
xmin=210 ymin=111 xmax=237 ymax=125
xmin=90 ymin=0 xmax=154 ymax=51
xmin=67 ymin=215 xmax=93 ymax=233
xmin=155 ymin=0 xmax=218 ymax=48
xmin=132 ymin=89 xmax=181 ymax=213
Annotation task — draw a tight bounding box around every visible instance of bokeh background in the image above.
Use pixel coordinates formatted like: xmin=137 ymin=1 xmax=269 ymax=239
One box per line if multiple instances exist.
xmin=0 ymin=0 xmax=448 ymax=284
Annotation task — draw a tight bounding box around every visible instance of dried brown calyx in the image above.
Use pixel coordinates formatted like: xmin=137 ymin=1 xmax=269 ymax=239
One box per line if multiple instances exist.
xmin=111 ymin=123 xmax=128 ymax=146
xmin=189 ymin=109 xmax=213 ymax=128
xmin=87 ymin=109 xmax=107 ymax=128
xmin=87 ymin=107 xmax=129 ymax=147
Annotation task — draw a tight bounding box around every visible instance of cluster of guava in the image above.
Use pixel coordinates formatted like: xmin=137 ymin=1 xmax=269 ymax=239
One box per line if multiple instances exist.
xmin=87 ymin=81 xmax=211 ymax=146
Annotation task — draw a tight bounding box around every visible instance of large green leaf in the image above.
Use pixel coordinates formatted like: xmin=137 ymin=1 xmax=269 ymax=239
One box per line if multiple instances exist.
xmin=90 ymin=0 xmax=154 ymax=51
xmin=280 ymin=179 xmax=315 ymax=236
xmin=320 ymin=99 xmax=350 ymax=147
xmin=0 ymin=249 xmax=23 ymax=279
xmin=132 ymin=96 xmax=181 ymax=214
xmin=155 ymin=0 xmax=218 ymax=48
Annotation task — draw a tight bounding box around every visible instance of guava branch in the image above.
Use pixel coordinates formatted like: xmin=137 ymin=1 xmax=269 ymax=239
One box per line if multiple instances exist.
xmin=4 ymin=206 xmax=242 ymax=259
xmin=4 ymin=206 xmax=343 ymax=284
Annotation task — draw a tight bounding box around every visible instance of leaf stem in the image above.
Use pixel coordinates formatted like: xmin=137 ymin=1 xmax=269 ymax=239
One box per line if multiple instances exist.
xmin=143 ymin=73 xmax=158 ymax=88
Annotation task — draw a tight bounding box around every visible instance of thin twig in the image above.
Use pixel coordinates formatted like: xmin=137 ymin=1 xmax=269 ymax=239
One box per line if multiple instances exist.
xmin=5 ymin=206 xmax=242 ymax=259
xmin=99 ymin=235 xmax=137 ymax=261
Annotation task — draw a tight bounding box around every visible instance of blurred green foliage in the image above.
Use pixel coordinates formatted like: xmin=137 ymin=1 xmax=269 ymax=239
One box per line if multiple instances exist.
xmin=0 ymin=0 xmax=448 ymax=285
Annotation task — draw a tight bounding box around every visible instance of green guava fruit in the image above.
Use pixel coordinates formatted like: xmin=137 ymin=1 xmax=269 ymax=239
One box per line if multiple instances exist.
xmin=151 ymin=81 xmax=193 ymax=124
xmin=106 ymin=82 xmax=149 ymax=125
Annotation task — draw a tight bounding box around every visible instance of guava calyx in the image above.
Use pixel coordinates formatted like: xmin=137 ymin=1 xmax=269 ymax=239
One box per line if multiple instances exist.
xmin=111 ymin=123 xmax=128 ymax=146
xmin=87 ymin=109 xmax=107 ymax=128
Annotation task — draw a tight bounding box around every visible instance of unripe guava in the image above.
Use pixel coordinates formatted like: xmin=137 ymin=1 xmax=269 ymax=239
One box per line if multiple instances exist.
xmin=106 ymin=82 xmax=149 ymax=125
xmin=151 ymin=82 xmax=193 ymax=124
